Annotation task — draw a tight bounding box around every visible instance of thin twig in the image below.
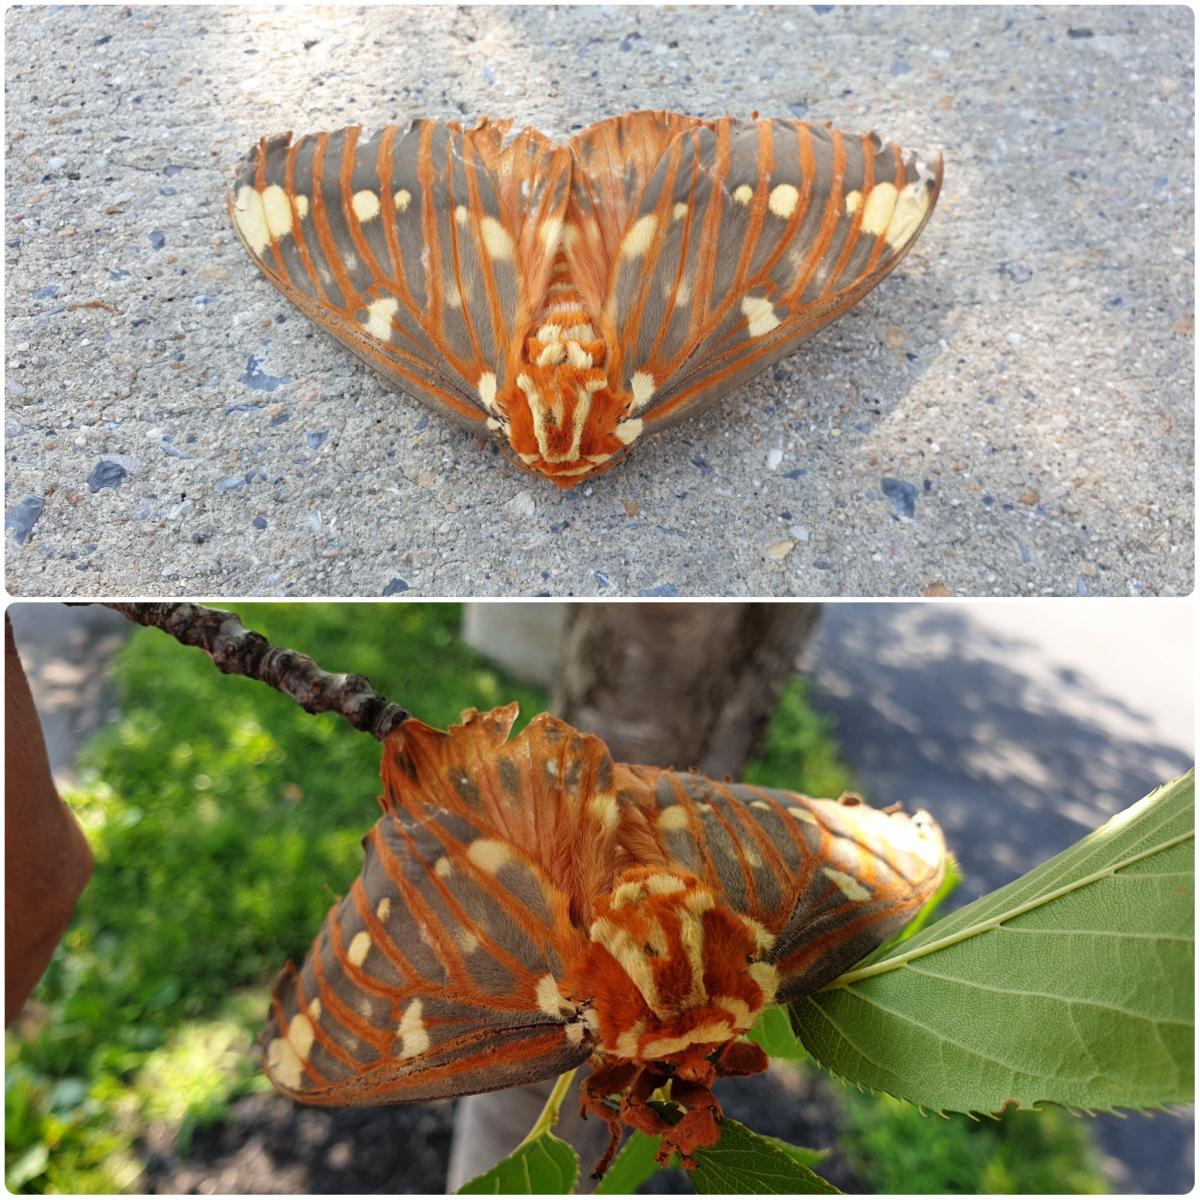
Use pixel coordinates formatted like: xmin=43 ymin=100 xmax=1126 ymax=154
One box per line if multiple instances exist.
xmin=102 ymin=603 xmax=410 ymax=741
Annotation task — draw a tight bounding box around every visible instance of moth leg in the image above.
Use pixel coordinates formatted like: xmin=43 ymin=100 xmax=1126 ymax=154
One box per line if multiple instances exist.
xmin=582 ymin=1060 xmax=640 ymax=1179
xmin=658 ymin=1076 xmax=723 ymax=1169
xmin=714 ymin=1038 xmax=770 ymax=1078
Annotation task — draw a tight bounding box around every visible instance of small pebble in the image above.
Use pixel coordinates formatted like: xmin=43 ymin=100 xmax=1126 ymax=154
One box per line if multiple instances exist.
xmin=5 ymin=495 xmax=44 ymax=545
xmin=767 ymin=539 xmax=795 ymax=561
xmin=881 ymin=477 xmax=918 ymax=520
xmin=383 ymin=577 xmax=409 ymax=595
xmin=88 ymin=460 xmax=128 ymax=492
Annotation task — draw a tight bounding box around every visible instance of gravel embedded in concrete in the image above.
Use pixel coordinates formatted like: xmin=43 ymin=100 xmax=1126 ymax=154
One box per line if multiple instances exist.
xmin=4 ymin=5 xmax=1193 ymax=597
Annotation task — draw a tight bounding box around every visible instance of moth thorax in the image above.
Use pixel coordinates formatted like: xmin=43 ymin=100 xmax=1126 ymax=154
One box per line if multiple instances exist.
xmin=584 ymin=869 xmax=779 ymax=1063
xmin=523 ymin=314 xmax=607 ymax=370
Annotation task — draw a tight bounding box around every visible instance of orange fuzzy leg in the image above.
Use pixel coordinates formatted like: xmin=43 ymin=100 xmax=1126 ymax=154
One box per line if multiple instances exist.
xmin=714 ymin=1038 xmax=770 ymax=1078
xmin=582 ymin=1060 xmax=641 ymax=1179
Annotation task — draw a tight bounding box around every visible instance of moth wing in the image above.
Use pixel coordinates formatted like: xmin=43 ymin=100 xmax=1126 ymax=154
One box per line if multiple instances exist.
xmin=564 ymin=110 xmax=710 ymax=309
xmin=229 ymin=120 xmax=571 ymax=428
xmin=382 ymin=705 xmax=623 ymax=926
xmin=263 ymin=712 xmax=613 ymax=1104
xmin=616 ymin=766 xmax=945 ymax=1003
xmin=579 ymin=116 xmax=941 ymax=428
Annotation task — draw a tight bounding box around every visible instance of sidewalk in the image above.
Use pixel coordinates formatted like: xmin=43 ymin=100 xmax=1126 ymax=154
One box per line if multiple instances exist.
xmin=4 ymin=5 xmax=1193 ymax=597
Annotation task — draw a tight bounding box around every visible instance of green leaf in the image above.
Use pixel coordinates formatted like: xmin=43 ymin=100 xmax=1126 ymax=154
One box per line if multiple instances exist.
xmin=748 ymin=1005 xmax=808 ymax=1060
xmin=594 ymin=1130 xmax=665 ymax=1194
xmin=687 ymin=1118 xmax=840 ymax=1194
xmin=759 ymin=1136 xmax=828 ymax=1168
xmin=456 ymin=1131 xmax=579 ymax=1195
xmin=792 ymin=771 xmax=1195 ymax=1116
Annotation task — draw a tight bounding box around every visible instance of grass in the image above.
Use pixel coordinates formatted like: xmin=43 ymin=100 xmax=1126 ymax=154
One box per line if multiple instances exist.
xmin=5 ymin=603 xmax=1106 ymax=1193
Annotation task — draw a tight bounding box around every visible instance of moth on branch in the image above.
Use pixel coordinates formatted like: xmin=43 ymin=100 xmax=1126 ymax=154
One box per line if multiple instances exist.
xmin=102 ymin=602 xmax=409 ymax=741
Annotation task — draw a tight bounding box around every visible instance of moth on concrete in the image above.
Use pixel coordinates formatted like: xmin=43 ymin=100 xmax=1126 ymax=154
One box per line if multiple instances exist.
xmin=230 ymin=111 xmax=942 ymax=488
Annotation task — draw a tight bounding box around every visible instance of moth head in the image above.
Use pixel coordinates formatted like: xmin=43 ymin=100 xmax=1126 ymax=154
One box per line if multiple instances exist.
xmin=585 ymin=868 xmax=778 ymax=1063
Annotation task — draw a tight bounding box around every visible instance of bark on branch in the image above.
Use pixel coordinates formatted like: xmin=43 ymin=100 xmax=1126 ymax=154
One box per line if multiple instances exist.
xmin=102 ymin=603 xmax=410 ymax=741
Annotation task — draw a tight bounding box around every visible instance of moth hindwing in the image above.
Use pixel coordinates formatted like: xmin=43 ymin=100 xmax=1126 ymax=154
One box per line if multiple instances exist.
xmin=230 ymin=111 xmax=943 ymax=488
xmin=264 ymin=705 xmax=945 ymax=1171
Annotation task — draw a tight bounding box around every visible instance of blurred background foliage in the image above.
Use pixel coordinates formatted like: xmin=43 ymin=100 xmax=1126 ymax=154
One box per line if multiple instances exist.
xmin=5 ymin=603 xmax=1104 ymax=1193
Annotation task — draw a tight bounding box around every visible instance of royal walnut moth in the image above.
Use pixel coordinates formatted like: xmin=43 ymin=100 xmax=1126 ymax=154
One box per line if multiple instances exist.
xmin=230 ymin=111 xmax=942 ymax=488
xmin=262 ymin=705 xmax=946 ymax=1174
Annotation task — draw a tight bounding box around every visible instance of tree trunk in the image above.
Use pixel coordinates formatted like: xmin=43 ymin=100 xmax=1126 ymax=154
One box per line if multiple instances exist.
xmin=553 ymin=602 xmax=821 ymax=777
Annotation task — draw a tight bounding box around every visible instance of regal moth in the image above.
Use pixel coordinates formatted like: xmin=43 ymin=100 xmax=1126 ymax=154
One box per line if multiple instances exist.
xmin=262 ymin=705 xmax=946 ymax=1174
xmin=229 ymin=111 xmax=943 ymax=488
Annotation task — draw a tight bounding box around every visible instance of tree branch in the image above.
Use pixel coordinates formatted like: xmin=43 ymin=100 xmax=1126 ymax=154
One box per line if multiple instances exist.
xmin=102 ymin=603 xmax=410 ymax=741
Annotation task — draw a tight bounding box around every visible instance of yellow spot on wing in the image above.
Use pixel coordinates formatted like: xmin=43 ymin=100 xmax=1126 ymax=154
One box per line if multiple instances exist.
xmin=824 ymin=866 xmax=872 ymax=900
xmin=293 ymin=194 xmax=309 ymax=220
xmin=266 ymin=1037 xmax=303 ymax=1089
xmin=861 ymin=182 xmax=898 ymax=237
xmin=363 ymin=297 xmax=399 ymax=341
xmin=347 ymin=930 xmax=372 ymax=967
xmin=352 ymin=189 xmax=381 ymax=222
xmin=768 ymin=184 xmax=799 ymax=218
xmin=261 ymin=185 xmax=293 ymax=241
xmin=536 ymin=974 xmax=566 ymax=1017
xmin=307 ymin=997 xmax=322 ymax=1019
xmin=398 ymin=998 xmax=430 ymax=1058
xmin=845 ymin=190 xmax=862 ymax=215
xmin=539 ymin=216 xmax=564 ymax=252
xmin=454 ymin=204 xmax=469 ymax=225
xmin=620 ymin=214 xmax=658 ymax=259
xmin=673 ymin=201 xmax=689 ymax=221
xmin=657 ymin=804 xmax=690 ymax=831
xmin=741 ymin=295 xmax=781 ymax=338
xmin=733 ymin=184 xmax=754 ymax=206
xmin=480 ymin=215 xmax=515 ymax=260
xmin=457 ymin=928 xmax=480 ymax=954
xmin=588 ymin=791 xmax=620 ymax=833
xmin=286 ymin=1012 xmax=315 ymax=1059
xmin=435 ymin=855 xmax=453 ymax=878
xmin=394 ymin=188 xmax=412 ymax=212
xmin=477 ymin=371 xmax=498 ymax=412
xmin=787 ymin=805 xmax=817 ymax=824
xmin=466 ymin=839 xmax=511 ymax=873
xmin=885 ymin=180 xmax=931 ymax=248
xmin=614 ymin=417 xmax=643 ymax=445
xmin=233 ymin=185 xmax=269 ymax=254
xmin=629 ymin=370 xmax=656 ymax=412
